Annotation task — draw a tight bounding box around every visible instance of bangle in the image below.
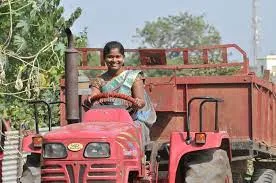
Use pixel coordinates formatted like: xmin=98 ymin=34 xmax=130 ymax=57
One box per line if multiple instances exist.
xmin=87 ymin=96 xmax=92 ymax=103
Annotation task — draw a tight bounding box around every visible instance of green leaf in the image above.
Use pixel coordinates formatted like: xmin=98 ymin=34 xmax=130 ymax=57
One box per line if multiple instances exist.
xmin=1 ymin=0 xmax=87 ymax=129
xmin=16 ymin=20 xmax=29 ymax=34
xmin=30 ymin=9 xmax=37 ymax=18
xmin=54 ymin=42 xmax=66 ymax=54
xmin=14 ymin=35 xmax=27 ymax=51
xmin=134 ymin=12 xmax=221 ymax=49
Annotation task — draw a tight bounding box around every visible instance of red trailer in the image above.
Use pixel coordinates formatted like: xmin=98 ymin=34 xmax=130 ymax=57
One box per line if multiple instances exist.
xmin=20 ymin=30 xmax=276 ymax=183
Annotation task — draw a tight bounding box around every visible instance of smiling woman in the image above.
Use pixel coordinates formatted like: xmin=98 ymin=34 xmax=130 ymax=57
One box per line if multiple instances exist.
xmin=84 ymin=41 xmax=156 ymax=147
xmin=86 ymin=41 xmax=146 ymax=109
xmin=103 ymin=41 xmax=125 ymax=71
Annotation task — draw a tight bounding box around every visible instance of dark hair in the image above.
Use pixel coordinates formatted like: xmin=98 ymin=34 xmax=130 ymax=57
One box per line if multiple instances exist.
xmin=103 ymin=41 xmax=125 ymax=58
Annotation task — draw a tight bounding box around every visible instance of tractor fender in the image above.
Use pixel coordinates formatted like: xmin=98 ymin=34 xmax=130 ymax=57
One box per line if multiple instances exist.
xmin=168 ymin=131 xmax=230 ymax=183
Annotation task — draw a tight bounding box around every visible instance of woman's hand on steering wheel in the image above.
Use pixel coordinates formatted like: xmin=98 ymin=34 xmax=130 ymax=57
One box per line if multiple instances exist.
xmin=83 ymin=96 xmax=102 ymax=111
xmin=133 ymin=98 xmax=145 ymax=109
xmin=86 ymin=92 xmax=139 ymax=113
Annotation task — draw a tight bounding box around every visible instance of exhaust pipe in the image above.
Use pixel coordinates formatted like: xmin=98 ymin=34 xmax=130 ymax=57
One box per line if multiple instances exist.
xmin=65 ymin=28 xmax=79 ymax=124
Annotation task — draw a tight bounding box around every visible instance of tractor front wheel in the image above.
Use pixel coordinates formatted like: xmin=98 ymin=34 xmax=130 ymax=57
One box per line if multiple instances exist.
xmin=20 ymin=165 xmax=41 ymax=183
xmin=184 ymin=149 xmax=232 ymax=183
xmin=20 ymin=153 xmax=41 ymax=183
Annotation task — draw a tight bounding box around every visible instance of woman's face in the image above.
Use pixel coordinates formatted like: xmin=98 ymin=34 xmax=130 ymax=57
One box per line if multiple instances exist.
xmin=105 ymin=48 xmax=124 ymax=71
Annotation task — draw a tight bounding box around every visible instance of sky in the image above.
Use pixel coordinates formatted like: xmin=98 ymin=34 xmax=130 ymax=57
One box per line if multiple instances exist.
xmin=61 ymin=0 xmax=276 ymax=61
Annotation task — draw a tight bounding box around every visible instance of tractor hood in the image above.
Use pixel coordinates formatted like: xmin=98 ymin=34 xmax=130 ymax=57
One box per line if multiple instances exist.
xmin=43 ymin=108 xmax=136 ymax=140
xmin=43 ymin=121 xmax=136 ymax=140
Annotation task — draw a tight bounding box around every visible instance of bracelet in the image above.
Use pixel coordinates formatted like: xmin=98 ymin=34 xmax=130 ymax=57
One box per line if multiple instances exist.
xmin=87 ymin=96 xmax=92 ymax=103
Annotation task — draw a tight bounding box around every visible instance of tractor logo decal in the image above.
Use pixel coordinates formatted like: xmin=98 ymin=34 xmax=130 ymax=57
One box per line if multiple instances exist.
xmin=68 ymin=143 xmax=83 ymax=151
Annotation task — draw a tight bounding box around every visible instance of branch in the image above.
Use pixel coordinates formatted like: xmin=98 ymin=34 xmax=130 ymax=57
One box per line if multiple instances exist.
xmin=4 ymin=51 xmax=47 ymax=72
xmin=0 ymin=0 xmax=18 ymax=8
xmin=0 ymin=86 xmax=53 ymax=101
xmin=28 ymin=37 xmax=58 ymax=81
xmin=3 ymin=0 xmax=12 ymax=49
xmin=51 ymin=43 xmax=61 ymax=66
xmin=0 ymin=2 xmax=32 ymax=15
xmin=5 ymin=94 xmax=35 ymax=101
xmin=1 ymin=78 xmax=28 ymax=86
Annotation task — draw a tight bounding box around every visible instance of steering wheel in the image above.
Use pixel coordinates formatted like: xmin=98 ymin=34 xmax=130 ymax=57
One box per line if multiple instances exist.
xmin=89 ymin=92 xmax=137 ymax=113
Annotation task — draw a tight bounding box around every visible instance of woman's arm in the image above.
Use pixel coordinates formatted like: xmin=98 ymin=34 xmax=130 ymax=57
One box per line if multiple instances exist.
xmin=83 ymin=87 xmax=101 ymax=110
xmin=84 ymin=79 xmax=102 ymax=109
xmin=88 ymin=87 xmax=101 ymax=100
xmin=131 ymin=78 xmax=146 ymax=109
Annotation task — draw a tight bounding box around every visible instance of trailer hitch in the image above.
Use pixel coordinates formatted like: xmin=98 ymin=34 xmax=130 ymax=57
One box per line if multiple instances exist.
xmin=186 ymin=96 xmax=223 ymax=144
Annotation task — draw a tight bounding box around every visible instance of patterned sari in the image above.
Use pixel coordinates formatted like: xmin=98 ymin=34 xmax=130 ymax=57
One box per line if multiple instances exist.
xmin=97 ymin=70 xmax=156 ymax=146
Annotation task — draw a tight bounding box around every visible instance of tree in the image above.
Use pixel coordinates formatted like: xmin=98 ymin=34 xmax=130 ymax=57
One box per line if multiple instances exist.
xmin=134 ymin=12 xmax=221 ymax=48
xmin=0 ymin=0 xmax=88 ymax=129
xmin=133 ymin=13 xmax=241 ymax=76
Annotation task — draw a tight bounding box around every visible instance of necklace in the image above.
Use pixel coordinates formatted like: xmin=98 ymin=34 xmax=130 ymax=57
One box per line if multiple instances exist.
xmin=104 ymin=69 xmax=124 ymax=81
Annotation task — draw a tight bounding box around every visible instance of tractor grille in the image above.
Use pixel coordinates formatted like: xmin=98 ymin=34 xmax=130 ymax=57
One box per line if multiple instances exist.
xmin=41 ymin=164 xmax=66 ymax=183
xmin=42 ymin=162 xmax=118 ymax=183
xmin=86 ymin=163 xmax=117 ymax=183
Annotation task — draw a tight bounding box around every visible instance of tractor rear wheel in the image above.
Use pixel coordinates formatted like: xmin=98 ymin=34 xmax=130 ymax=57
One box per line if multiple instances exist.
xmin=251 ymin=169 xmax=276 ymax=183
xmin=184 ymin=149 xmax=232 ymax=183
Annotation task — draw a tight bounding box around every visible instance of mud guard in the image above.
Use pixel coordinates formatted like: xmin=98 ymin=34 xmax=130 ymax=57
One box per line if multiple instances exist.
xmin=168 ymin=131 xmax=231 ymax=183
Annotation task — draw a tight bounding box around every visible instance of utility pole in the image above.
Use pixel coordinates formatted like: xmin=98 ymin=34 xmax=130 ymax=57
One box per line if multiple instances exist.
xmin=252 ymin=0 xmax=260 ymax=68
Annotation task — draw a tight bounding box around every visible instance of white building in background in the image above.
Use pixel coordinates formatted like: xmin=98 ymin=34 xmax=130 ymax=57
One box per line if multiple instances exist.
xmin=256 ymin=55 xmax=276 ymax=82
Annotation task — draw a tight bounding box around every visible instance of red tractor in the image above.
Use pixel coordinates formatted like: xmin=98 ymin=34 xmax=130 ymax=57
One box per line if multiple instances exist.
xmin=20 ymin=29 xmax=276 ymax=183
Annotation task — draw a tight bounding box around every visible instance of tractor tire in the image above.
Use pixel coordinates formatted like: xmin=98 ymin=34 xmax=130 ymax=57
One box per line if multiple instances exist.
xmin=19 ymin=153 xmax=41 ymax=183
xmin=20 ymin=166 xmax=41 ymax=183
xmin=251 ymin=169 xmax=276 ymax=183
xmin=185 ymin=149 xmax=232 ymax=183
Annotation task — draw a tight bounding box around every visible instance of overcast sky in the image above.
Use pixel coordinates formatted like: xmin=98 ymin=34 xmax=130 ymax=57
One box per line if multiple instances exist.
xmin=62 ymin=0 xmax=276 ymax=61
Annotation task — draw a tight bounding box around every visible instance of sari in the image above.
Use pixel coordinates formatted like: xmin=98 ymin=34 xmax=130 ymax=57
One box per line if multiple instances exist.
xmin=99 ymin=70 xmax=156 ymax=146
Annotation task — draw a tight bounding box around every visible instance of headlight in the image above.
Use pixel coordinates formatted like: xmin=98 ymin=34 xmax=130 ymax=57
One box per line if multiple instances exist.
xmin=43 ymin=143 xmax=67 ymax=159
xmin=84 ymin=142 xmax=110 ymax=158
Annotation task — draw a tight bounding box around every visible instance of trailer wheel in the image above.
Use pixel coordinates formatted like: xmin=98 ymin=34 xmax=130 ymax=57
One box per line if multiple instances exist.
xmin=251 ymin=169 xmax=276 ymax=183
xmin=184 ymin=149 xmax=232 ymax=183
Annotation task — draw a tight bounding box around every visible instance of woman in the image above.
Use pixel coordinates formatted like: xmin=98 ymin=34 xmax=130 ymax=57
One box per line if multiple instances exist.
xmin=86 ymin=41 xmax=156 ymax=147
